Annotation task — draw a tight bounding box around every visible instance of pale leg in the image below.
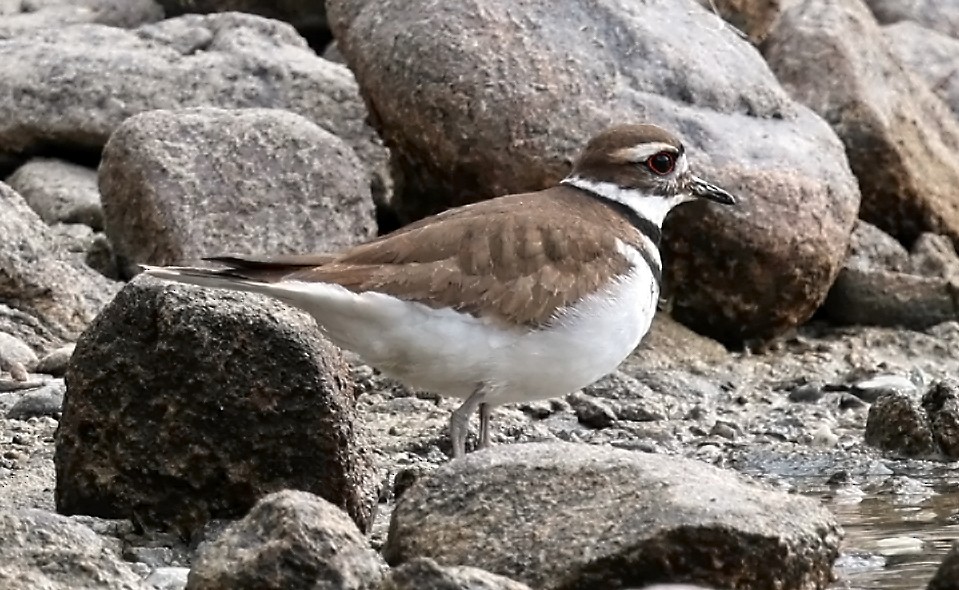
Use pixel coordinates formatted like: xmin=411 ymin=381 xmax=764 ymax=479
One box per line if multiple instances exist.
xmin=450 ymin=385 xmax=487 ymax=459
xmin=478 ymin=403 xmax=493 ymax=450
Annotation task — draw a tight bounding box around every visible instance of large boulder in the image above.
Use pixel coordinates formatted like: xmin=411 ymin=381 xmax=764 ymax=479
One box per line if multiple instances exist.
xmin=99 ymin=108 xmax=375 ymax=274
xmin=186 ymin=490 xmax=386 ymax=590
xmin=384 ymin=442 xmax=841 ymax=590
xmin=56 ymin=277 xmax=380 ymax=535
xmin=764 ymin=0 xmax=959 ymax=248
xmin=0 ymin=182 xmax=118 ymax=352
xmin=0 ymin=12 xmax=390 ymax=204
xmin=327 ymin=0 xmax=860 ymax=345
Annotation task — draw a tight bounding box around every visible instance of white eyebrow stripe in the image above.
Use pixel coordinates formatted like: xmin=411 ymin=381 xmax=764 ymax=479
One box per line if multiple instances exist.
xmin=611 ymin=142 xmax=679 ymax=162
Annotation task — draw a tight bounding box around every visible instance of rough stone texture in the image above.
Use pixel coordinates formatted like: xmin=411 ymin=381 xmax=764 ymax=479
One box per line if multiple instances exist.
xmin=822 ymin=225 xmax=959 ymax=329
xmin=864 ymin=392 xmax=939 ymax=457
xmin=186 ymin=490 xmax=386 ymax=590
xmin=0 ymin=507 xmax=145 ymax=589
xmin=328 ymin=0 xmax=860 ymax=345
xmin=157 ymin=0 xmax=327 ymax=38
xmin=34 ymin=343 xmax=74 ymax=376
xmin=0 ymin=13 xmax=390 ymax=205
xmin=922 ymin=380 xmax=959 ymax=459
xmin=0 ymin=182 xmax=119 ymax=352
xmin=928 ymin=541 xmax=959 ymax=590
xmin=884 ymin=22 xmax=959 ymax=122
xmin=99 ymin=108 xmax=375 ymax=271
xmin=764 ymin=0 xmax=959 ymax=249
xmin=0 ymin=332 xmax=38 ymax=372
xmin=865 ymin=0 xmax=959 ymax=38
xmin=145 ymin=567 xmax=190 ymax=590
xmin=6 ymin=158 xmax=103 ymax=230
xmin=0 ymin=0 xmax=162 ymax=38
xmin=384 ymin=442 xmax=840 ymax=590
xmin=6 ymin=380 xmax=64 ymax=420
xmin=695 ymin=0 xmax=789 ymax=43
xmin=382 ymin=558 xmax=533 ymax=590
xmin=56 ymin=277 xmax=380 ymax=535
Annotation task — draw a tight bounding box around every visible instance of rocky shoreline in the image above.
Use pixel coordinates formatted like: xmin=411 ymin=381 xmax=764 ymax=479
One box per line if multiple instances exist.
xmin=2 ymin=1 xmax=959 ymax=589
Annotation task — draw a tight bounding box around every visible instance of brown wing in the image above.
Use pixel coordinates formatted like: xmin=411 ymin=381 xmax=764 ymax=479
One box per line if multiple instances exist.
xmin=288 ymin=192 xmax=634 ymax=327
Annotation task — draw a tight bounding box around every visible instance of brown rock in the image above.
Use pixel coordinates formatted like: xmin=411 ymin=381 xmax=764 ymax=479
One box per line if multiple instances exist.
xmin=56 ymin=277 xmax=380 ymax=535
xmin=99 ymin=108 xmax=375 ymax=274
xmin=884 ymin=22 xmax=959 ymax=122
xmin=864 ymin=392 xmax=938 ymax=457
xmin=695 ymin=0 xmax=787 ymax=43
xmin=764 ymin=0 xmax=959 ymax=248
xmin=0 ymin=182 xmax=119 ymax=352
xmin=384 ymin=442 xmax=840 ymax=590
xmin=922 ymin=380 xmax=959 ymax=459
xmin=328 ymin=0 xmax=860 ymax=344
xmin=0 ymin=13 xmax=390 ymax=206
xmin=186 ymin=490 xmax=386 ymax=590
xmin=864 ymin=0 xmax=959 ymax=39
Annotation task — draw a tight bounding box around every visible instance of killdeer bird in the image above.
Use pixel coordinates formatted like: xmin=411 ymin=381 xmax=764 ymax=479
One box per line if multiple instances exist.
xmin=142 ymin=124 xmax=736 ymax=458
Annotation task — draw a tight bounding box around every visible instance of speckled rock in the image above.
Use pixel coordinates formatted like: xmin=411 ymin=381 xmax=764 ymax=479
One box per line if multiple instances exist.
xmin=328 ymin=0 xmax=860 ymax=345
xmin=0 ymin=182 xmax=119 ymax=352
xmin=922 ymin=380 xmax=959 ymax=459
xmin=384 ymin=442 xmax=840 ymax=590
xmin=0 ymin=12 xmax=390 ymax=205
xmin=6 ymin=380 xmax=64 ymax=420
xmin=0 ymin=508 xmax=145 ymax=589
xmin=56 ymin=277 xmax=380 ymax=535
xmin=6 ymin=158 xmax=103 ymax=229
xmin=381 ymin=558 xmax=533 ymax=590
xmin=186 ymin=490 xmax=385 ymax=590
xmin=928 ymin=541 xmax=959 ymax=590
xmin=99 ymin=108 xmax=375 ymax=273
xmin=35 ymin=343 xmax=75 ymax=377
xmin=864 ymin=392 xmax=938 ymax=457
xmin=764 ymin=0 xmax=959 ymax=247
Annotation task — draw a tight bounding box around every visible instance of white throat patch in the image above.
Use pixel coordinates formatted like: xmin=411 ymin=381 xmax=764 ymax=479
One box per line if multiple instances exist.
xmin=560 ymin=175 xmax=691 ymax=227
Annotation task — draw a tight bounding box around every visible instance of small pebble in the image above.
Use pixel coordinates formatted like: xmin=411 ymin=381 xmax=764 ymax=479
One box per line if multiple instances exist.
xmin=6 ymin=381 xmax=65 ymax=420
xmin=789 ymin=383 xmax=824 ymax=403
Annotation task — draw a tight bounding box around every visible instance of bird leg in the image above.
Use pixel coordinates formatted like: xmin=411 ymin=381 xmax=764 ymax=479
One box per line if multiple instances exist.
xmin=450 ymin=384 xmax=487 ymax=459
xmin=478 ymin=403 xmax=493 ymax=450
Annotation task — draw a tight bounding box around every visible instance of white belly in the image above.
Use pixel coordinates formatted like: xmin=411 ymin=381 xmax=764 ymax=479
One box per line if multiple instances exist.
xmin=281 ymin=258 xmax=659 ymax=407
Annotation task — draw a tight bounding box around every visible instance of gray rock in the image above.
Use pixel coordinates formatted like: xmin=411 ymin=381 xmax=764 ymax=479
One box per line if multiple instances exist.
xmin=0 ymin=507 xmax=145 ymax=589
xmin=764 ymin=0 xmax=959 ymax=247
xmin=56 ymin=277 xmax=380 ymax=535
xmin=85 ymin=233 xmax=120 ymax=280
xmin=928 ymin=541 xmax=959 ymax=590
xmin=0 ymin=0 xmax=162 ymax=38
xmin=567 ymin=392 xmax=617 ymax=429
xmin=327 ymin=0 xmax=860 ymax=345
xmin=156 ymin=0 xmax=327 ymax=38
xmin=844 ymin=220 xmax=909 ymax=273
xmin=6 ymin=380 xmax=64 ymax=419
xmin=0 ymin=13 xmax=390 ymax=205
xmin=382 ymin=557 xmax=532 ymax=590
xmin=35 ymin=343 xmax=75 ymax=376
xmin=384 ymin=442 xmax=840 ymax=590
xmin=0 ymin=182 xmax=119 ymax=351
xmin=100 ymin=108 xmax=375 ymax=271
xmin=910 ymin=233 xmax=959 ymax=280
xmin=145 ymin=567 xmax=189 ymax=590
xmin=186 ymin=490 xmax=386 ymax=590
xmin=884 ymin=22 xmax=959 ymax=122
xmin=5 ymin=158 xmax=103 ymax=230
xmin=0 ymin=332 xmax=38 ymax=373
xmin=864 ymin=392 xmax=938 ymax=457
xmin=865 ymin=0 xmax=959 ymax=38
xmin=922 ymin=380 xmax=959 ymax=459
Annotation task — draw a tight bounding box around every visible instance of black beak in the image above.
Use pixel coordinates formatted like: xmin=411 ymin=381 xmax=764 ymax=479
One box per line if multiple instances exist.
xmin=690 ymin=175 xmax=736 ymax=205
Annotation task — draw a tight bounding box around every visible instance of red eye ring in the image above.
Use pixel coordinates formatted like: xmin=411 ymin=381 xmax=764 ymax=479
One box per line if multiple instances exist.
xmin=646 ymin=151 xmax=675 ymax=175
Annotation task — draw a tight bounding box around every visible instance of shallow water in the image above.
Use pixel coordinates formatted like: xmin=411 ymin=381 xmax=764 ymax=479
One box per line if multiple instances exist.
xmin=804 ymin=463 xmax=958 ymax=589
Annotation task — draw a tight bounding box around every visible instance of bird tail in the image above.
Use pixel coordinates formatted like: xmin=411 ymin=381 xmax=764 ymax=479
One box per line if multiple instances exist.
xmin=138 ymin=265 xmax=286 ymax=300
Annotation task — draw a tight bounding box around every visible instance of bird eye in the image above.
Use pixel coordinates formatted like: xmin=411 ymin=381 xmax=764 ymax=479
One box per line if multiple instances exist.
xmin=646 ymin=151 xmax=675 ymax=175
